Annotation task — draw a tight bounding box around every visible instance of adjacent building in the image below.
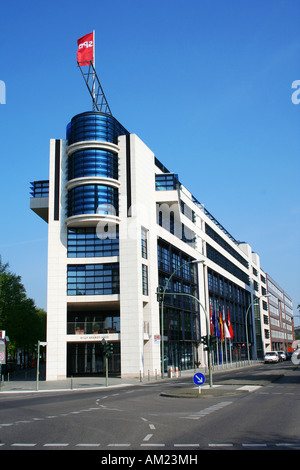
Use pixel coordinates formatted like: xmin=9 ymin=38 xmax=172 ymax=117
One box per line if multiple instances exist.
xmin=30 ymin=109 xmax=295 ymax=380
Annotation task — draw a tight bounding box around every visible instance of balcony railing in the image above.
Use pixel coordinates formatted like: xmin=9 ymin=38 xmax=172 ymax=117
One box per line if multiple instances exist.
xmin=30 ymin=180 xmax=49 ymax=198
xmin=67 ymin=321 xmax=150 ymax=337
xmin=67 ymin=321 xmax=120 ymax=335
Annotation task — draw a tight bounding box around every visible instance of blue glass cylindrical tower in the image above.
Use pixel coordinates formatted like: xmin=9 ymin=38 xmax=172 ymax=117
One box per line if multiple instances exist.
xmin=65 ymin=112 xmax=128 ymax=224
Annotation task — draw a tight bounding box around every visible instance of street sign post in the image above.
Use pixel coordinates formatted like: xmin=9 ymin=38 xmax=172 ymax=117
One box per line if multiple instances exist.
xmin=0 ymin=339 xmax=5 ymax=390
xmin=193 ymin=372 xmax=206 ymax=394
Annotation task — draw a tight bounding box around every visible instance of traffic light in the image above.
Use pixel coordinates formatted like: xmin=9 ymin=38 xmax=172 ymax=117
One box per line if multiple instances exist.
xmin=201 ymin=335 xmax=209 ymax=351
xmin=201 ymin=335 xmax=217 ymax=352
xmin=104 ymin=342 xmax=114 ymax=357
xmin=156 ymin=286 xmax=164 ymax=302
xmin=210 ymin=336 xmax=217 ymax=350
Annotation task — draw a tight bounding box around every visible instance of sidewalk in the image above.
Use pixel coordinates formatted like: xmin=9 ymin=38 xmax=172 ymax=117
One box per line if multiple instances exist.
xmin=0 ymin=362 xmax=288 ymax=395
xmin=0 ymin=366 xmax=213 ymax=393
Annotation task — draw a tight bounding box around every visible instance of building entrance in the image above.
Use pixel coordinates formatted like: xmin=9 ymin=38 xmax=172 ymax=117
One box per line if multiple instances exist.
xmin=67 ymin=342 xmax=120 ymax=377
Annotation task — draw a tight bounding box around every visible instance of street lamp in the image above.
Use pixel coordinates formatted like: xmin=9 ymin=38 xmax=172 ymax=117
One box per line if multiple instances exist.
xmin=159 ymin=258 xmax=205 ymax=380
xmin=245 ymin=294 xmax=271 ymax=364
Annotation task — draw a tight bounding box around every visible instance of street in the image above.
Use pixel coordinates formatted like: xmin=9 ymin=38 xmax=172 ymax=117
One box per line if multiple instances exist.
xmin=0 ymin=362 xmax=299 ymax=453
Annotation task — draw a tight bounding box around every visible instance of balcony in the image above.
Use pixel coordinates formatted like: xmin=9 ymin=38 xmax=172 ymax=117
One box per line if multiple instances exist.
xmin=67 ymin=320 xmax=151 ymax=341
xmin=30 ymin=180 xmax=49 ymax=222
xmin=67 ymin=321 xmax=120 ymax=336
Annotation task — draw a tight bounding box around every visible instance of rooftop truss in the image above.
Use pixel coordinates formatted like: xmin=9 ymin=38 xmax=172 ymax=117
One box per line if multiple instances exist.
xmin=77 ymin=61 xmax=112 ymax=115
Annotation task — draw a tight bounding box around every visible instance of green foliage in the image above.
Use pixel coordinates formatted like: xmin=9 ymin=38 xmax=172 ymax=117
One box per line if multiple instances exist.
xmin=0 ymin=256 xmax=46 ymax=355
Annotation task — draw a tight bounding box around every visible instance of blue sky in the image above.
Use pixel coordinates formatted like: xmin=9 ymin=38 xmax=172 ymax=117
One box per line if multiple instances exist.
xmin=0 ymin=0 xmax=299 ymax=323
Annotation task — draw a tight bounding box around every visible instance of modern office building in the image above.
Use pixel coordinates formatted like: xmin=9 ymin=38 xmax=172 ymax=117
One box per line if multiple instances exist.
xmin=264 ymin=274 xmax=294 ymax=353
xmin=30 ymin=105 xmax=294 ymax=380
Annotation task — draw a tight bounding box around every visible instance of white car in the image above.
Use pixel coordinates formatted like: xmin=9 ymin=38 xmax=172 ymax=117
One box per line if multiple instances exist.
xmin=264 ymin=351 xmax=279 ymax=363
xmin=277 ymin=351 xmax=286 ymax=361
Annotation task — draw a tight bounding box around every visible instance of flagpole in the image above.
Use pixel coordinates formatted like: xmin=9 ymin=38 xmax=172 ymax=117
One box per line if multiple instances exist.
xmin=92 ymin=30 xmax=96 ymax=107
xmin=214 ymin=301 xmax=219 ymax=367
xmin=223 ymin=306 xmax=228 ymax=367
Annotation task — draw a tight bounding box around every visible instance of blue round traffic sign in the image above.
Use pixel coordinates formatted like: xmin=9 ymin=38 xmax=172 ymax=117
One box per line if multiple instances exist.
xmin=193 ymin=372 xmax=205 ymax=386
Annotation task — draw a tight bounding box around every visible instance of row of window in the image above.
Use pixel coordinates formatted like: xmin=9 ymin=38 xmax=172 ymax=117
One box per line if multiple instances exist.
xmin=206 ymin=244 xmax=250 ymax=285
xmin=205 ymin=223 xmax=249 ymax=269
xmin=30 ymin=180 xmax=49 ymax=198
xmin=157 ymin=241 xmax=197 ymax=284
xmin=208 ymin=270 xmax=250 ymax=306
xmin=155 ymin=173 xmax=179 ymax=191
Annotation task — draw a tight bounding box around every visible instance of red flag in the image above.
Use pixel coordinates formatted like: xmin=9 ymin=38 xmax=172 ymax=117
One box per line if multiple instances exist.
xmin=77 ymin=32 xmax=94 ymax=65
xmin=227 ymin=307 xmax=234 ymax=339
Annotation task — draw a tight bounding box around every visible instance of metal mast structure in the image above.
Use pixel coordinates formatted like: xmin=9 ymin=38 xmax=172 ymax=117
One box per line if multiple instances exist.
xmin=77 ymin=31 xmax=112 ymax=115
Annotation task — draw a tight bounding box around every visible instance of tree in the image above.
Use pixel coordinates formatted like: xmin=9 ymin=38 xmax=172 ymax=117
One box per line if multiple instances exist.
xmin=0 ymin=256 xmax=46 ymax=361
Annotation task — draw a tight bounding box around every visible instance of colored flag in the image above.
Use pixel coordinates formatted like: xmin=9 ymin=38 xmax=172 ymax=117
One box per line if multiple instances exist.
xmin=77 ymin=32 xmax=94 ymax=65
xmin=222 ymin=306 xmax=231 ymax=339
xmin=227 ymin=307 xmax=234 ymax=339
xmin=213 ymin=310 xmax=220 ymax=338
xmin=209 ymin=304 xmax=214 ymax=335
xmin=219 ymin=308 xmax=224 ymax=341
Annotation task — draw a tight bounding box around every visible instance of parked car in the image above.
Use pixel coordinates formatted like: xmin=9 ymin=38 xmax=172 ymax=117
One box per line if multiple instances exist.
xmin=277 ymin=351 xmax=286 ymax=361
xmin=264 ymin=351 xmax=279 ymax=363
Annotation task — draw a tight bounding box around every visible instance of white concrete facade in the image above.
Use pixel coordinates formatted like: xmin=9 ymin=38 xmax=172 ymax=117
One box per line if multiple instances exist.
xmin=30 ymin=112 xmax=294 ymax=381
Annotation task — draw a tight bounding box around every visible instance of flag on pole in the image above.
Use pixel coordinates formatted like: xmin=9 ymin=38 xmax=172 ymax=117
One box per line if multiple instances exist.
xmin=218 ymin=308 xmax=224 ymax=341
xmin=227 ymin=307 xmax=234 ymax=339
xmin=223 ymin=306 xmax=231 ymax=339
xmin=77 ymin=32 xmax=94 ymax=65
xmin=213 ymin=309 xmax=220 ymax=338
xmin=210 ymin=304 xmax=214 ymax=335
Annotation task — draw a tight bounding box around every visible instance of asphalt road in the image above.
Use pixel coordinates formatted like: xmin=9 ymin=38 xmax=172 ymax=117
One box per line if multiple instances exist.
xmin=0 ymin=362 xmax=299 ymax=453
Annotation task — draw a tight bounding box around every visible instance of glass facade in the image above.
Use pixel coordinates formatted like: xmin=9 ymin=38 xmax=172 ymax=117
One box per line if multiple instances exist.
xmin=68 ymin=148 xmax=119 ymax=180
xmin=157 ymin=239 xmax=200 ymax=371
xmin=67 ymin=263 xmax=119 ymax=296
xmin=206 ymin=244 xmax=250 ymax=285
xmin=67 ymin=227 xmax=119 ymax=258
xmin=67 ymin=184 xmax=119 ymax=217
xmin=65 ymin=112 xmax=126 ymax=378
xmin=67 ymin=342 xmax=120 ymax=377
xmin=155 ymin=173 xmax=179 ymax=191
xmin=208 ymin=268 xmax=251 ymax=362
xmin=67 ymin=111 xmax=128 ymax=145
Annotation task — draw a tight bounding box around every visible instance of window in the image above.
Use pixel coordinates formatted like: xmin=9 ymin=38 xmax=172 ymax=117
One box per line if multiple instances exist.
xmin=141 ymin=228 xmax=148 ymax=259
xmin=142 ymin=264 xmax=148 ymax=296
xmin=30 ymin=180 xmax=49 ymax=198
xmin=170 ymin=211 xmax=174 ymax=234
xmin=68 ymin=184 xmax=119 ymax=217
xmin=155 ymin=173 xmax=179 ymax=190
xmin=68 ymin=149 xmax=118 ymax=180
xmin=158 ymin=243 xmax=170 ymax=272
xmin=67 ymin=227 xmax=119 ymax=258
xmin=67 ymin=112 xmax=128 ymax=145
xmin=67 ymin=263 xmax=119 ymax=296
xmin=158 ymin=211 xmax=162 ymax=226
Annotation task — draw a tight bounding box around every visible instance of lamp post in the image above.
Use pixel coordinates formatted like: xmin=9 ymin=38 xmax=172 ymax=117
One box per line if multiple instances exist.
xmin=168 ymin=291 xmax=213 ymax=388
xmin=159 ymin=258 xmax=205 ymax=380
xmin=245 ymin=294 xmax=270 ymax=364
